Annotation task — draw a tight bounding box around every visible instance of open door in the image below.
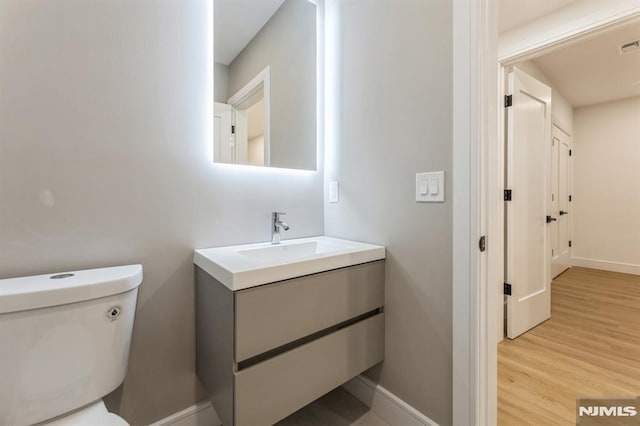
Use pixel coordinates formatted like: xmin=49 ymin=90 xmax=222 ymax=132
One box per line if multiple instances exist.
xmin=505 ymin=67 xmax=552 ymax=339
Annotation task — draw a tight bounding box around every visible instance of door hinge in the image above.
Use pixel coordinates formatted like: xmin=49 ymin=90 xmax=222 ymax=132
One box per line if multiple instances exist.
xmin=231 ymin=125 xmax=236 ymax=134
xmin=504 ymin=95 xmax=513 ymax=108
xmin=479 ymin=235 xmax=487 ymax=252
xmin=569 ymin=240 xmax=572 ymax=248
xmin=504 ymin=189 xmax=512 ymax=201
xmin=504 ymin=283 xmax=512 ymax=296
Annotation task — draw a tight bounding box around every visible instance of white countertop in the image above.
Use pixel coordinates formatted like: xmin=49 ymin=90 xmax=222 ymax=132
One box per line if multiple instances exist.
xmin=194 ymin=236 xmax=386 ymax=291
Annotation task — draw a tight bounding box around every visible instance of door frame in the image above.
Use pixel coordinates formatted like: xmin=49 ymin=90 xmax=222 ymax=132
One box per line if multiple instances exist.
xmin=452 ymin=2 xmax=640 ymax=424
xmin=227 ymin=66 xmax=272 ymax=167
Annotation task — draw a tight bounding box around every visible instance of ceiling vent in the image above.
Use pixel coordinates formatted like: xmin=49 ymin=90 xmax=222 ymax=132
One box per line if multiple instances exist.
xmin=620 ymin=40 xmax=640 ymax=54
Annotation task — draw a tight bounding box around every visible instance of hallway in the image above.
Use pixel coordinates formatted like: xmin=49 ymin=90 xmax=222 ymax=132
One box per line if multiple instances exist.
xmin=498 ymin=267 xmax=640 ymax=425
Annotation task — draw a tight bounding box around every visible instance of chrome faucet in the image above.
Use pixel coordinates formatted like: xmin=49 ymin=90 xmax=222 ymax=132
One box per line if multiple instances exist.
xmin=271 ymin=212 xmax=290 ymax=244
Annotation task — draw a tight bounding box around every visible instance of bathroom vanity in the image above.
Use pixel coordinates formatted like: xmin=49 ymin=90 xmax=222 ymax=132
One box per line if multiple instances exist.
xmin=194 ymin=237 xmax=385 ymax=426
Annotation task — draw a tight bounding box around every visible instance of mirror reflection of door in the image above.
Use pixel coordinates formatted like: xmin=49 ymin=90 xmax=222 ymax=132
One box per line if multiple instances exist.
xmin=213 ymin=0 xmax=318 ymax=170
xmin=214 ymin=103 xmax=234 ymax=164
xmin=213 ymin=68 xmax=269 ymax=167
xmin=213 ymin=96 xmax=266 ymax=167
xmin=228 ymin=93 xmax=267 ymax=167
xmin=246 ymin=98 xmax=265 ymax=166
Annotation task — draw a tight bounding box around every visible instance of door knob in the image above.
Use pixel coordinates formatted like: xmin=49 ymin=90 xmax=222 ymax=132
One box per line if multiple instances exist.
xmin=559 ymin=211 xmax=569 ymax=216
xmin=546 ymin=216 xmax=557 ymax=223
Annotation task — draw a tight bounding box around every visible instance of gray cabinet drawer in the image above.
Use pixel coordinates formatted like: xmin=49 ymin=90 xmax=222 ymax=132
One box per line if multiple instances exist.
xmin=234 ymin=313 xmax=385 ymax=426
xmin=235 ymin=261 xmax=384 ymax=362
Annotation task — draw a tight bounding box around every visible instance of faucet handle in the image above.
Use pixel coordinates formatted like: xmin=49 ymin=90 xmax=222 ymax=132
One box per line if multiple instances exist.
xmin=273 ymin=211 xmax=286 ymax=218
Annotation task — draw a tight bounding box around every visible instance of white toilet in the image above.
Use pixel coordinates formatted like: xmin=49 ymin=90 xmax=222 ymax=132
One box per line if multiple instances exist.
xmin=0 ymin=264 xmax=143 ymax=426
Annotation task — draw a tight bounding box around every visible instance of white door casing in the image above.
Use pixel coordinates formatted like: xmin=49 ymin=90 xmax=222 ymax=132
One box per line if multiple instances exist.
xmin=551 ymin=132 xmax=560 ymax=273
xmin=505 ymin=67 xmax=552 ymax=339
xmin=228 ymin=66 xmax=271 ymax=167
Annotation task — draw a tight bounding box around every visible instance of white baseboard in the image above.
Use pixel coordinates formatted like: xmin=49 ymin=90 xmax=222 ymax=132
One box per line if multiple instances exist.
xmin=572 ymin=257 xmax=640 ymax=276
xmin=149 ymin=375 xmax=437 ymax=426
xmin=342 ymin=375 xmax=439 ymax=426
xmin=148 ymin=401 xmax=219 ymax=426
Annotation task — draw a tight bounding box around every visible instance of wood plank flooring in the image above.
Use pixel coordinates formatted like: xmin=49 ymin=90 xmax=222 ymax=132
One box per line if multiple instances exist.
xmin=498 ymin=267 xmax=640 ymax=425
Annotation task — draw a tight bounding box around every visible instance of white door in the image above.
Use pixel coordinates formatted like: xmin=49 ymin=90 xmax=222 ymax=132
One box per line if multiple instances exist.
xmin=505 ymin=67 xmax=552 ymax=339
xmin=214 ymin=102 xmax=235 ymax=164
xmin=551 ymin=125 xmax=572 ymax=277
xmin=558 ymin=127 xmax=572 ymax=274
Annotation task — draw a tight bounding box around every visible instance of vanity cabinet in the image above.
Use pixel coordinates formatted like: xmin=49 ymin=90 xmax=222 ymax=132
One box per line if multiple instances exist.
xmin=196 ymin=260 xmax=385 ymax=426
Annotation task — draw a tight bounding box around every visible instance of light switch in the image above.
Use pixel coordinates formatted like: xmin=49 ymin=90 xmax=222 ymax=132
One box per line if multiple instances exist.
xmin=416 ymin=171 xmax=445 ymax=203
xmin=419 ymin=180 xmax=429 ymax=195
xmin=429 ymin=179 xmax=439 ymax=195
xmin=329 ymin=181 xmax=340 ymax=203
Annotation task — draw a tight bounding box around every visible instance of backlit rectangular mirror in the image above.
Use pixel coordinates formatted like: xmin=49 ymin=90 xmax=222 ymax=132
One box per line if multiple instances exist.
xmin=214 ymin=0 xmax=319 ymax=171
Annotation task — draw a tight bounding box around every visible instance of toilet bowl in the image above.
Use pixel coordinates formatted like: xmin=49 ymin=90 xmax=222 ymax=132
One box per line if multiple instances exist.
xmin=0 ymin=265 xmax=143 ymax=426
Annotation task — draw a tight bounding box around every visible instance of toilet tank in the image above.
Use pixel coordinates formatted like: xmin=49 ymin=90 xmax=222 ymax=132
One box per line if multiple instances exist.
xmin=0 ymin=265 xmax=143 ymax=426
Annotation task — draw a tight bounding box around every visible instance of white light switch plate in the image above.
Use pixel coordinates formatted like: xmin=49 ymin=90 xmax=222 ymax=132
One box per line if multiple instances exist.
xmin=329 ymin=181 xmax=340 ymax=203
xmin=416 ymin=171 xmax=445 ymax=202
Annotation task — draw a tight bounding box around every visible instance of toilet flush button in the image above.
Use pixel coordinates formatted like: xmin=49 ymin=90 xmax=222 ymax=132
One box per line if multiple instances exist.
xmin=107 ymin=306 xmax=122 ymax=320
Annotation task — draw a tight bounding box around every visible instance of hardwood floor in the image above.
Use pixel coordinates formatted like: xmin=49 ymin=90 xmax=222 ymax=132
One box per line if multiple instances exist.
xmin=498 ymin=267 xmax=640 ymax=425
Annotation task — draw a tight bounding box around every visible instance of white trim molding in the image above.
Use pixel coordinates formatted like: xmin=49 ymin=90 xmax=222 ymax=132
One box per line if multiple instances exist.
xmin=572 ymin=258 xmax=640 ymax=276
xmin=148 ymin=401 xmax=219 ymax=426
xmin=227 ymin=66 xmax=272 ymax=166
xmin=149 ymin=377 xmax=436 ymax=426
xmin=498 ymin=0 xmax=640 ymax=63
xmin=342 ymin=375 xmax=439 ymax=426
xmin=452 ymin=0 xmax=497 ymax=424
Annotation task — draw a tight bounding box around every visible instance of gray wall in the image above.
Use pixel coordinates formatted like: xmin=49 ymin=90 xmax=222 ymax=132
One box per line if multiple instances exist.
xmin=227 ymin=0 xmax=317 ymax=170
xmin=214 ymin=62 xmax=229 ymax=103
xmin=0 ymin=1 xmax=323 ymax=425
xmin=324 ymin=0 xmax=453 ymax=424
xmin=573 ymin=97 xmax=640 ymax=269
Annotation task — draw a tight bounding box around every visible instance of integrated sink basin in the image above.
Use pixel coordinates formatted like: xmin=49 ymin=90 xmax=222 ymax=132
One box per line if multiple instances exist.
xmin=194 ymin=236 xmax=385 ymax=291
xmin=237 ymin=239 xmax=348 ymax=262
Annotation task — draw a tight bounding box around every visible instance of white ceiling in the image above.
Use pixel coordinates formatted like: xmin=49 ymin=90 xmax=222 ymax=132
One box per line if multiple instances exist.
xmin=532 ymin=21 xmax=640 ymax=107
xmin=214 ymin=0 xmax=286 ymax=66
xmin=498 ymin=0 xmax=580 ymax=34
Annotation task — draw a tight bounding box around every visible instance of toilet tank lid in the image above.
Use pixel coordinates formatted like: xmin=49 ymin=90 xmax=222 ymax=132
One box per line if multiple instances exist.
xmin=0 ymin=264 xmax=143 ymax=314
